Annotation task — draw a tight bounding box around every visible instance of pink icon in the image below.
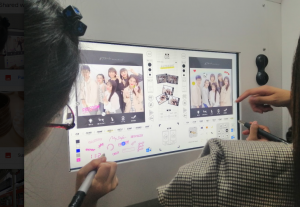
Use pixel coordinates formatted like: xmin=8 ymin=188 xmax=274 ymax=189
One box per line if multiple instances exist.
xmin=77 ymin=158 xmax=81 ymax=162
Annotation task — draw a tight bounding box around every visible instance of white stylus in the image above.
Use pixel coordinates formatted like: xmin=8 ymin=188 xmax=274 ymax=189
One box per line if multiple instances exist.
xmin=68 ymin=153 xmax=106 ymax=207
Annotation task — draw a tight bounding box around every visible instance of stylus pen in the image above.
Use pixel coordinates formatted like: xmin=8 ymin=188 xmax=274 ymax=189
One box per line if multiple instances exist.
xmin=68 ymin=153 xmax=106 ymax=207
xmin=238 ymin=120 xmax=288 ymax=144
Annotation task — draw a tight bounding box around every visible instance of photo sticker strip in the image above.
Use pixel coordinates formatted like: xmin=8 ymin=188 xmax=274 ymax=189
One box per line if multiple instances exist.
xmin=168 ymin=96 xmax=180 ymax=106
xmin=167 ymin=75 xmax=179 ymax=84
xmin=162 ymin=85 xmax=174 ymax=98
xmin=156 ymin=74 xmax=168 ymax=84
xmin=156 ymin=94 xmax=168 ymax=105
xmin=156 ymin=74 xmax=179 ymax=85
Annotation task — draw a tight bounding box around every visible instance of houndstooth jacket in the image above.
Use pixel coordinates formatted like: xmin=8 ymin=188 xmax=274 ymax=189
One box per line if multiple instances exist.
xmin=157 ymin=139 xmax=294 ymax=207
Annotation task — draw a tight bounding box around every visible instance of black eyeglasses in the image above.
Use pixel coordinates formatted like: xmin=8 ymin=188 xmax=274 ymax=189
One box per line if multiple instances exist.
xmin=45 ymin=105 xmax=75 ymax=130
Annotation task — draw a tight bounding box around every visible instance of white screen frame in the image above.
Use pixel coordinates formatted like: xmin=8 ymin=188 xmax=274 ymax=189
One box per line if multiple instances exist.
xmin=68 ymin=40 xmax=240 ymax=171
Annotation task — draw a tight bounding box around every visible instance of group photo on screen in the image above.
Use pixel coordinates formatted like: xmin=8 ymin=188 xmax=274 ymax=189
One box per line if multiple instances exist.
xmin=190 ymin=69 xmax=232 ymax=109
xmin=76 ymin=64 xmax=144 ymax=117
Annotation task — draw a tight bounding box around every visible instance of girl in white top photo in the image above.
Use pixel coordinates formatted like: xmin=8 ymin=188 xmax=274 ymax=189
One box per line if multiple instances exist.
xmin=209 ymin=82 xmax=220 ymax=107
xmin=123 ymin=75 xmax=144 ymax=113
xmin=96 ymin=74 xmax=106 ymax=114
xmin=202 ymin=79 xmax=210 ymax=108
xmin=103 ymin=80 xmax=121 ymax=114
xmin=220 ymin=76 xmax=232 ymax=106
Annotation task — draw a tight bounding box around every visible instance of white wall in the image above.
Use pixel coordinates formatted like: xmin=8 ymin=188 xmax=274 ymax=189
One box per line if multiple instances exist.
xmin=281 ymin=0 xmax=300 ymax=137
xmin=25 ymin=1 xmax=283 ymax=206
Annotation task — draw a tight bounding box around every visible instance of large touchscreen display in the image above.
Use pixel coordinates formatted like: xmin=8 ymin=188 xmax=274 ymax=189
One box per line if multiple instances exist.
xmin=68 ymin=42 xmax=239 ymax=171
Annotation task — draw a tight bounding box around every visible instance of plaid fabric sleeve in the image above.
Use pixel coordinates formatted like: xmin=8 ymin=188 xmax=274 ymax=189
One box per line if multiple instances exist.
xmin=157 ymin=139 xmax=294 ymax=207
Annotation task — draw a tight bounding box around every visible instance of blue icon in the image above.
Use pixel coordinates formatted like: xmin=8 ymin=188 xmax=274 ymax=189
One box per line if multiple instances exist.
xmin=74 ymin=7 xmax=80 ymax=14
xmin=65 ymin=10 xmax=72 ymax=17
xmin=76 ymin=149 xmax=80 ymax=153
xmin=231 ymin=136 xmax=235 ymax=139
xmin=121 ymin=141 xmax=126 ymax=146
xmin=146 ymin=148 xmax=152 ymax=152
xmin=78 ymin=23 xmax=83 ymax=31
xmin=231 ymin=128 xmax=234 ymax=132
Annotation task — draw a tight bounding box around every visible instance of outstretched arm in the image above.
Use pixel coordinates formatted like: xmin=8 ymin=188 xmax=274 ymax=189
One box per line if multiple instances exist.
xmin=236 ymin=85 xmax=291 ymax=114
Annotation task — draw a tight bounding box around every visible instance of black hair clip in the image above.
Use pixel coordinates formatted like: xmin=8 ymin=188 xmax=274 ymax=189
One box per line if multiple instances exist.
xmin=62 ymin=5 xmax=87 ymax=36
xmin=2 ymin=18 xmax=10 ymax=28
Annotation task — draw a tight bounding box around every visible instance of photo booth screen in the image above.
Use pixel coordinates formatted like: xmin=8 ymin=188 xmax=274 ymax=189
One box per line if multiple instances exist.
xmin=68 ymin=41 xmax=239 ymax=171
xmin=0 ymin=29 xmax=24 ymax=69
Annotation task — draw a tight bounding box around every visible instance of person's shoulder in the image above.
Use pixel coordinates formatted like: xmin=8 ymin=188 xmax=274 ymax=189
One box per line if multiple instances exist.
xmin=208 ymin=138 xmax=293 ymax=152
xmin=202 ymin=139 xmax=293 ymax=162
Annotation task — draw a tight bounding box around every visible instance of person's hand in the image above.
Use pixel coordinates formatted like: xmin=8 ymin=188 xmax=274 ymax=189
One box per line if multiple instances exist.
xmin=129 ymin=68 xmax=135 ymax=74
xmin=134 ymin=86 xmax=139 ymax=93
xmin=236 ymin=85 xmax=291 ymax=114
xmin=243 ymin=121 xmax=269 ymax=141
xmin=76 ymin=157 xmax=118 ymax=207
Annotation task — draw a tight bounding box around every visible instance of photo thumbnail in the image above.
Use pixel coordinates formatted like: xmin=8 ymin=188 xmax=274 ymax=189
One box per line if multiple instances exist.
xmin=76 ymin=50 xmax=145 ymax=128
xmin=156 ymin=94 xmax=167 ymax=105
xmin=167 ymin=75 xmax=178 ymax=84
xmin=156 ymin=74 xmax=179 ymax=85
xmin=189 ymin=57 xmax=233 ymax=118
xmin=168 ymin=96 xmax=180 ymax=106
xmin=190 ymin=70 xmax=232 ymax=108
xmin=156 ymin=74 xmax=167 ymax=84
xmin=162 ymin=85 xmax=174 ymax=97
xmin=0 ymin=30 xmax=24 ymax=70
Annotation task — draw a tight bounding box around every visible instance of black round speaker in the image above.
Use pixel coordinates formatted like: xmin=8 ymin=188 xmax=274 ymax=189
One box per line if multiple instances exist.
xmin=255 ymin=54 xmax=269 ymax=85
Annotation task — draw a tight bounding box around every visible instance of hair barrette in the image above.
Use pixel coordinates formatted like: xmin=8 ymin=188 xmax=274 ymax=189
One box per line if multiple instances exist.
xmin=2 ymin=18 xmax=10 ymax=28
xmin=62 ymin=5 xmax=87 ymax=36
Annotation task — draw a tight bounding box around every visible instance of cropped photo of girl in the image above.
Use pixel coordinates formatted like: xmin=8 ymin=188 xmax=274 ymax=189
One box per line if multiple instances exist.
xmin=123 ymin=75 xmax=144 ymax=113
xmin=209 ymin=82 xmax=220 ymax=107
xmin=103 ymin=80 xmax=121 ymax=114
xmin=220 ymin=76 xmax=232 ymax=106
xmin=202 ymin=79 xmax=210 ymax=108
xmin=118 ymin=68 xmax=142 ymax=112
xmin=108 ymin=67 xmax=123 ymax=112
xmin=217 ymin=73 xmax=224 ymax=93
xmin=96 ymin=74 xmax=106 ymax=114
xmin=208 ymin=73 xmax=217 ymax=91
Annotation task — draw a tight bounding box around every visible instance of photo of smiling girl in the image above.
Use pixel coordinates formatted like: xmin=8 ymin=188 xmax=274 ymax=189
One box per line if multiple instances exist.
xmin=96 ymin=74 xmax=106 ymax=114
xmin=123 ymin=75 xmax=144 ymax=113
xmin=220 ymin=76 xmax=232 ymax=106
xmin=103 ymin=80 xmax=121 ymax=114
xmin=118 ymin=68 xmax=143 ymax=112
xmin=119 ymin=68 xmax=142 ymax=89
